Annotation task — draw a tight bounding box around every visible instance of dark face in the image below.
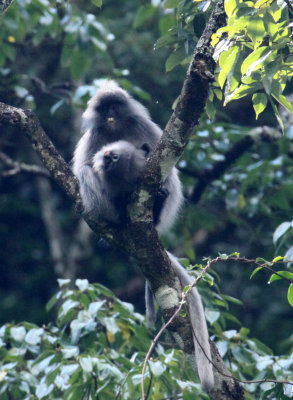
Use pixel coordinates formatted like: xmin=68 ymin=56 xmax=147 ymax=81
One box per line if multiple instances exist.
xmin=103 ymin=149 xmax=130 ymax=176
xmin=95 ymin=95 xmax=130 ymax=131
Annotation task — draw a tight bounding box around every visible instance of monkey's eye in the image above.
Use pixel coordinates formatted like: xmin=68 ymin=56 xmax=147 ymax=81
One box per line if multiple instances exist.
xmin=112 ymin=154 xmax=119 ymax=162
xmin=95 ymin=104 xmax=106 ymax=113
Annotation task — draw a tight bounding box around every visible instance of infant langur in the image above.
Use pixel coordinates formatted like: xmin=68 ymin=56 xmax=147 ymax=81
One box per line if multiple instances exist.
xmin=90 ymin=140 xmax=214 ymax=391
xmin=91 ymin=140 xmax=150 ymax=224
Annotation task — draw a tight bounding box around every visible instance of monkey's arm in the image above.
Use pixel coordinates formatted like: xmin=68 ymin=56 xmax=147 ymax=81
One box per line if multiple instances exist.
xmin=76 ymin=164 xmax=103 ymax=214
xmin=76 ymin=165 xmax=120 ymax=222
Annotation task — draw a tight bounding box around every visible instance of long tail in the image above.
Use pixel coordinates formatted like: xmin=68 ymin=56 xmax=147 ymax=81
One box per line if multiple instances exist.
xmin=167 ymin=252 xmax=214 ymax=391
xmin=145 ymin=281 xmax=156 ymax=326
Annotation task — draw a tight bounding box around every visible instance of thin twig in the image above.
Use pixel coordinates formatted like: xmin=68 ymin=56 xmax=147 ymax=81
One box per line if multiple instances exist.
xmin=0 ymin=151 xmax=50 ymax=177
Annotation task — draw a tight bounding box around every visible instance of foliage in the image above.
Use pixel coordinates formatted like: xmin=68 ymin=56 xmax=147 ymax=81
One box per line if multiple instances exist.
xmin=0 ymin=0 xmax=293 ymax=398
xmin=212 ymin=0 xmax=293 ymax=127
xmin=156 ymin=0 xmax=293 ymax=125
xmin=0 ymin=279 xmax=292 ymax=400
xmin=0 ymin=280 xmax=208 ymax=400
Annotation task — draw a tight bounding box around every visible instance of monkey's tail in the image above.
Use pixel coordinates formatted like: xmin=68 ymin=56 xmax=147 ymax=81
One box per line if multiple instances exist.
xmin=167 ymin=252 xmax=214 ymax=391
xmin=145 ymin=281 xmax=156 ymax=326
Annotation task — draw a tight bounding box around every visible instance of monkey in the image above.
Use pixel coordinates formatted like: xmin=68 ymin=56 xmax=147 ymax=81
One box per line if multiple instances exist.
xmin=90 ymin=140 xmax=150 ymax=224
xmin=72 ymin=82 xmax=214 ymax=389
xmin=72 ymin=80 xmax=183 ymax=234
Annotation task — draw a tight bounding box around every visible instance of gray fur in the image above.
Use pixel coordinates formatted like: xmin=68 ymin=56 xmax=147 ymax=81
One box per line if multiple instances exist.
xmin=72 ymin=80 xmax=183 ymax=234
xmin=145 ymin=281 xmax=156 ymax=326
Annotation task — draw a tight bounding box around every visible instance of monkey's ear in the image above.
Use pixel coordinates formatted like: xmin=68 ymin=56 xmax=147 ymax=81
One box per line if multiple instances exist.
xmin=141 ymin=143 xmax=151 ymax=157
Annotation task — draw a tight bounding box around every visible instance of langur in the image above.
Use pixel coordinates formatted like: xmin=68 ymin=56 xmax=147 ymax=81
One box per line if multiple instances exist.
xmin=90 ymin=140 xmax=150 ymax=223
xmin=72 ymin=80 xmax=183 ymax=234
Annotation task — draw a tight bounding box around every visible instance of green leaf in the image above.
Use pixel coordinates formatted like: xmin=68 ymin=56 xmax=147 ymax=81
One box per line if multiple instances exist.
xmin=269 ymin=1 xmax=283 ymax=22
xmin=241 ymin=46 xmax=273 ymax=76
xmin=159 ymin=14 xmax=176 ymax=35
xmin=91 ymin=0 xmax=102 ymax=6
xmin=225 ymin=0 xmax=239 ymax=18
xmin=183 ymin=285 xmax=190 ymax=293
xmin=134 ymin=5 xmax=156 ymax=28
xmin=221 ymin=312 xmax=241 ymax=325
xmin=247 ymin=17 xmax=265 ymax=47
xmin=70 ymin=49 xmax=88 ymax=79
xmin=272 ymin=93 xmax=293 ymax=114
xmin=252 ymin=92 xmax=268 ymax=119
xmin=156 ymin=32 xmax=177 ymax=49
xmin=250 ymin=266 xmax=263 ymax=279
xmin=2 ymin=43 xmax=16 ymax=61
xmin=256 ymin=257 xmax=267 ymax=263
xmin=218 ymin=46 xmax=240 ymax=89
xmin=165 ymin=47 xmax=186 ymax=72
xmin=222 ymin=295 xmax=242 ymax=305
xmin=10 ymin=326 xmax=26 ymax=341
xmin=272 ymin=256 xmax=285 ymax=263
xmin=206 ymin=99 xmax=216 ymax=120
xmin=229 ymin=252 xmax=240 ymax=257
xmin=205 ymin=310 xmax=220 ymax=324
xmin=263 ymin=57 xmax=282 ymax=94
xmin=225 ymin=81 xmax=263 ymax=104
xmin=164 ymin=0 xmax=180 ymax=8
xmin=79 ymin=356 xmax=93 ymax=373
xmin=46 ymin=293 xmax=60 ymax=312
xmin=219 ymin=253 xmax=228 ymax=260
xmin=148 ymin=360 xmax=166 ymax=377
xmin=179 ymin=258 xmax=190 ymax=268
xmin=269 ymin=271 xmax=293 ymax=283
xmin=269 ymin=96 xmax=284 ymax=133
xmin=288 ymin=284 xmax=293 ymax=306
xmin=102 ymin=317 xmax=120 ymax=335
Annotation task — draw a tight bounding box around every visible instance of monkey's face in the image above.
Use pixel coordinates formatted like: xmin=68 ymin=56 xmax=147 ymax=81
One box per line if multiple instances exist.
xmin=95 ymin=95 xmax=129 ymax=132
xmin=102 ymin=150 xmax=130 ymax=175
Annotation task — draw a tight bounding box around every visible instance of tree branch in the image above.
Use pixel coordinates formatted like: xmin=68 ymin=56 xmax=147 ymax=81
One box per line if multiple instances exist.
xmin=0 ymin=151 xmax=50 ymax=177
xmin=130 ymin=0 xmax=226 ymax=225
xmin=0 ymin=103 xmax=80 ymax=204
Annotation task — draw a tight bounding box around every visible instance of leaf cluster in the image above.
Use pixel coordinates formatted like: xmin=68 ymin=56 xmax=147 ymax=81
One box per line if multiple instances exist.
xmin=210 ymin=0 xmax=293 ymax=125
xmin=0 ymin=277 xmax=292 ymax=399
